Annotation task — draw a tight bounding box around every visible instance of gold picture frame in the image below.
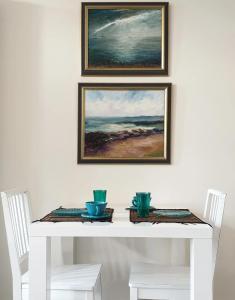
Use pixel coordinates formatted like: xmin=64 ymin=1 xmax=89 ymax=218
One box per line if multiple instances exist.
xmin=78 ymin=83 xmax=171 ymax=164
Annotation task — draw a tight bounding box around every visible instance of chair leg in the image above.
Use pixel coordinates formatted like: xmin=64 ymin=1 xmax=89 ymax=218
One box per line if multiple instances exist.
xmin=86 ymin=291 xmax=94 ymax=300
xmin=94 ymin=274 xmax=102 ymax=300
xmin=13 ymin=280 xmax=22 ymax=300
xmin=130 ymin=287 xmax=138 ymax=300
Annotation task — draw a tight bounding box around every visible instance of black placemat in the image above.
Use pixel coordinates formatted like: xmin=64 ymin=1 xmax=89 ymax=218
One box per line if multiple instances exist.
xmin=36 ymin=208 xmax=114 ymax=223
xmin=130 ymin=209 xmax=208 ymax=225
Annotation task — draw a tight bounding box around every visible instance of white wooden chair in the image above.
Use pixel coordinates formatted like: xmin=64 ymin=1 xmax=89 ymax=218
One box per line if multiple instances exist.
xmin=129 ymin=189 xmax=226 ymax=300
xmin=1 ymin=190 xmax=102 ymax=300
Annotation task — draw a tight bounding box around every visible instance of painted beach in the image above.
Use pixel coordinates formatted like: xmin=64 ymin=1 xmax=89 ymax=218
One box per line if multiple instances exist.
xmin=84 ymin=89 xmax=166 ymax=159
xmin=85 ymin=116 xmax=164 ymax=158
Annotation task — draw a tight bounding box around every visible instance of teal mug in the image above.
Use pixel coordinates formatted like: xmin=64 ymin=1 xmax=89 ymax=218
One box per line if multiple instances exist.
xmin=133 ymin=192 xmax=151 ymax=207
xmin=137 ymin=198 xmax=150 ymax=218
xmin=136 ymin=193 xmax=151 ymax=217
xmin=93 ymin=190 xmax=107 ymax=203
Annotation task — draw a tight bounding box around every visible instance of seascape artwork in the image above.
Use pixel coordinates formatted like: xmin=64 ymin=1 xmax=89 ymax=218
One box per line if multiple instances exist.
xmin=87 ymin=8 xmax=162 ymax=68
xmin=81 ymin=88 xmax=168 ymax=161
xmin=82 ymin=3 xmax=168 ymax=75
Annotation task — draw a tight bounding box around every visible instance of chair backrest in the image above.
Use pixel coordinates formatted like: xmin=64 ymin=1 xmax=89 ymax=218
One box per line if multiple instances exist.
xmin=1 ymin=190 xmax=31 ymax=281
xmin=203 ymin=189 xmax=226 ymax=277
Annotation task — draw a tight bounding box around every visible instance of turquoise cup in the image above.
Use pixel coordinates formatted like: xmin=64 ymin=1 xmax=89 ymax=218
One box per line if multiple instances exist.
xmin=86 ymin=201 xmax=107 ymax=216
xmin=133 ymin=193 xmax=151 ymax=207
xmin=135 ymin=193 xmax=151 ymax=217
xmin=93 ymin=190 xmax=107 ymax=203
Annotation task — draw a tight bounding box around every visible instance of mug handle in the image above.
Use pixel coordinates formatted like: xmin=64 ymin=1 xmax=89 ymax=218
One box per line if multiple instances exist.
xmin=132 ymin=198 xmax=138 ymax=207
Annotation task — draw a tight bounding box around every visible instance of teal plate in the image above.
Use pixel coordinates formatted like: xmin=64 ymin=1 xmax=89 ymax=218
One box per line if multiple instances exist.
xmin=81 ymin=213 xmax=111 ymax=220
xmin=52 ymin=208 xmax=87 ymax=217
xmin=154 ymin=210 xmax=192 ymax=218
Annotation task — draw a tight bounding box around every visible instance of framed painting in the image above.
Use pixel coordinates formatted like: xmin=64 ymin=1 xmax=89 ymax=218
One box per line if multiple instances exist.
xmin=81 ymin=2 xmax=168 ymax=76
xmin=78 ymin=83 xmax=171 ymax=164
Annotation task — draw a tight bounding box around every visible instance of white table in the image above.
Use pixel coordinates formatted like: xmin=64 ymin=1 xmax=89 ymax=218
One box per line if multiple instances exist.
xmin=29 ymin=210 xmax=213 ymax=300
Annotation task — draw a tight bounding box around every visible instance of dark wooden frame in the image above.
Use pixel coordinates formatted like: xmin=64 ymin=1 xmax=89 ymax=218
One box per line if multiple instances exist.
xmin=77 ymin=83 xmax=171 ymax=164
xmin=81 ymin=2 xmax=169 ymax=76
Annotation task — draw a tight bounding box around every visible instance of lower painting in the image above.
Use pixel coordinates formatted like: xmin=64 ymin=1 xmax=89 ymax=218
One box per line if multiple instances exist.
xmin=78 ymin=83 xmax=171 ymax=164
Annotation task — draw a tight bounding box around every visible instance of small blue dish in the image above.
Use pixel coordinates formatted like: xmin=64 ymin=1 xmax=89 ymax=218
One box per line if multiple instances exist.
xmin=86 ymin=201 xmax=107 ymax=216
xmin=81 ymin=213 xmax=110 ymax=220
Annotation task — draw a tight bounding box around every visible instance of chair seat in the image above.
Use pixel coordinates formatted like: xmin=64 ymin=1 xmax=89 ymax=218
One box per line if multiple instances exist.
xmin=129 ymin=263 xmax=190 ymax=290
xmin=22 ymin=264 xmax=101 ymax=291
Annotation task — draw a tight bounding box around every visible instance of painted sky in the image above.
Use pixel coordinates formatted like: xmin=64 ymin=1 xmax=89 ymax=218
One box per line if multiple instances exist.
xmin=89 ymin=9 xmax=162 ymax=39
xmin=85 ymin=90 xmax=165 ymax=117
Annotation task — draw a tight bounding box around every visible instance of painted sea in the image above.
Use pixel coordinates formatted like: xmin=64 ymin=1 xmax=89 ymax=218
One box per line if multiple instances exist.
xmin=85 ymin=116 xmax=164 ymax=133
xmin=88 ymin=9 xmax=162 ymax=67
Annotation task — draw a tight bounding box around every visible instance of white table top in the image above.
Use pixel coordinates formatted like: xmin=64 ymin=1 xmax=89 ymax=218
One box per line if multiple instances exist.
xmin=30 ymin=209 xmax=212 ymax=239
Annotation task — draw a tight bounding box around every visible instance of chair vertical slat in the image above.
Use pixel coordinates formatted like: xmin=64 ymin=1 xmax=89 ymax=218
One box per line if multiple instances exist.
xmin=209 ymin=196 xmax=212 ymax=218
xmin=13 ymin=195 xmax=24 ymax=256
xmin=203 ymin=192 xmax=208 ymax=218
xmin=15 ymin=195 xmax=25 ymax=254
xmin=213 ymin=194 xmax=216 ymax=219
xmin=9 ymin=197 xmax=21 ymax=257
xmin=214 ymin=195 xmax=218 ymax=222
xmin=8 ymin=199 xmax=20 ymax=257
xmin=23 ymin=192 xmax=31 ymax=249
xmin=21 ymin=194 xmax=28 ymax=251
xmin=211 ymin=195 xmax=216 ymax=223
xmin=23 ymin=194 xmax=29 ymax=250
xmin=18 ymin=194 xmax=28 ymax=253
xmin=214 ymin=197 xmax=219 ymax=223
xmin=20 ymin=195 xmax=29 ymax=250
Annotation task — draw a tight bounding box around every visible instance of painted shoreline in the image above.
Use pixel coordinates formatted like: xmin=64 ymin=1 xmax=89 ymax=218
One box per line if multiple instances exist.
xmin=85 ymin=129 xmax=164 ymax=158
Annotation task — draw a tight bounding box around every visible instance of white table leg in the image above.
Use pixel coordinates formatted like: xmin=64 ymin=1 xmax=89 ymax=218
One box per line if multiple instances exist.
xmin=52 ymin=237 xmax=75 ymax=265
xmin=29 ymin=236 xmax=51 ymax=300
xmin=190 ymin=238 xmax=213 ymax=300
xmin=62 ymin=237 xmax=76 ymax=264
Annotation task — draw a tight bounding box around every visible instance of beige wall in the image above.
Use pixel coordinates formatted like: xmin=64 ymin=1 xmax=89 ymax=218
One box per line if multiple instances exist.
xmin=1 ymin=0 xmax=235 ymax=299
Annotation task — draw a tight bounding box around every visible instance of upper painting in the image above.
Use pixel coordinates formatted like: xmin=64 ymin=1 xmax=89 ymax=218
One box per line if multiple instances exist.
xmin=81 ymin=2 xmax=168 ymax=76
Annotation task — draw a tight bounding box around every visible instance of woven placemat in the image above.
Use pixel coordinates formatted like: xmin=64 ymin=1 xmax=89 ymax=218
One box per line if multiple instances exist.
xmin=130 ymin=209 xmax=208 ymax=224
xmin=37 ymin=208 xmax=114 ymax=223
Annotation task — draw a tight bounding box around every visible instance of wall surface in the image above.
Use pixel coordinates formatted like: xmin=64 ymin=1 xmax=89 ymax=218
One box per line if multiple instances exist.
xmin=1 ymin=0 xmax=235 ymax=299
